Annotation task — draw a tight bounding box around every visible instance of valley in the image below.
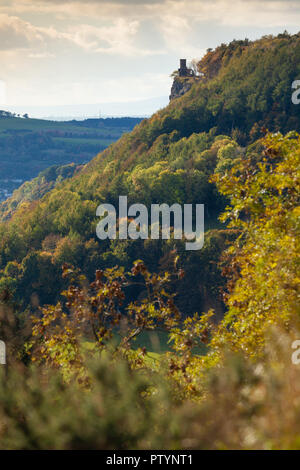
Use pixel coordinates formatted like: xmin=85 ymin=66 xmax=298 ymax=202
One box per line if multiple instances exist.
xmin=0 ymin=113 xmax=143 ymax=200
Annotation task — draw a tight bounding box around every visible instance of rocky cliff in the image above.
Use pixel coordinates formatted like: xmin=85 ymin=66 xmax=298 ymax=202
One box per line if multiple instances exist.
xmin=169 ymin=77 xmax=194 ymax=101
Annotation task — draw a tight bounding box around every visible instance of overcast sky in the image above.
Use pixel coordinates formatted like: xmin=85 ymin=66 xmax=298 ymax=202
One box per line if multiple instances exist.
xmin=0 ymin=0 xmax=299 ymax=111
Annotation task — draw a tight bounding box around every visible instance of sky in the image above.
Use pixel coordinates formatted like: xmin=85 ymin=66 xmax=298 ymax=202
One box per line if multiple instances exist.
xmin=0 ymin=0 xmax=300 ymax=115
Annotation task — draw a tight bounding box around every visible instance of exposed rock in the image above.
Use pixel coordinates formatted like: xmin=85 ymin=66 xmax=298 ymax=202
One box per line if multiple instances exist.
xmin=169 ymin=77 xmax=193 ymax=101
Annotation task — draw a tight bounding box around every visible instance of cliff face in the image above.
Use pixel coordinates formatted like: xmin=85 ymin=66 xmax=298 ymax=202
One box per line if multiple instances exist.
xmin=169 ymin=77 xmax=193 ymax=101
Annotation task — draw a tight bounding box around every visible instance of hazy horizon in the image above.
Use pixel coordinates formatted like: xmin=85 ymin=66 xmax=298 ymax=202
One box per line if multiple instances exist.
xmin=0 ymin=95 xmax=169 ymax=119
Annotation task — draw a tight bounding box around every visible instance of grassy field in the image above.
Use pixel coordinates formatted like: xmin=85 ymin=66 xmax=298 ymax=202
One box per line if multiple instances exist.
xmin=83 ymin=328 xmax=207 ymax=368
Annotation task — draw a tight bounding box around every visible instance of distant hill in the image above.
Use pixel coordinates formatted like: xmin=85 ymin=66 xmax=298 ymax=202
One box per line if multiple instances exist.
xmin=0 ymin=115 xmax=143 ymax=200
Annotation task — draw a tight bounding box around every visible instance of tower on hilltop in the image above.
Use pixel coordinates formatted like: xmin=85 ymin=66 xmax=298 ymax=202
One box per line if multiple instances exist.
xmin=178 ymin=59 xmax=194 ymax=77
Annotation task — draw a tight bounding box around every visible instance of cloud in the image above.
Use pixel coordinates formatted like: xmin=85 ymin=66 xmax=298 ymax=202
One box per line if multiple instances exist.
xmin=18 ymin=0 xmax=164 ymax=4
xmin=151 ymin=0 xmax=300 ymax=29
xmin=28 ymin=52 xmax=55 ymax=58
xmin=0 ymin=12 xmax=159 ymax=57
xmin=158 ymin=13 xmax=203 ymax=56
xmin=0 ymin=13 xmax=44 ymax=50
xmin=64 ymin=19 xmax=147 ymax=55
xmin=2 ymin=1 xmax=300 ymax=30
xmin=0 ymin=0 xmax=164 ymax=18
xmin=0 ymin=14 xmax=65 ymax=52
xmin=1 ymin=2 xmax=299 ymax=58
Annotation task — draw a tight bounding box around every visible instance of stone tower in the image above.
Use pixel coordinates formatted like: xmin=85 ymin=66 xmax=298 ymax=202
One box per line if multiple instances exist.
xmin=179 ymin=59 xmax=188 ymax=76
